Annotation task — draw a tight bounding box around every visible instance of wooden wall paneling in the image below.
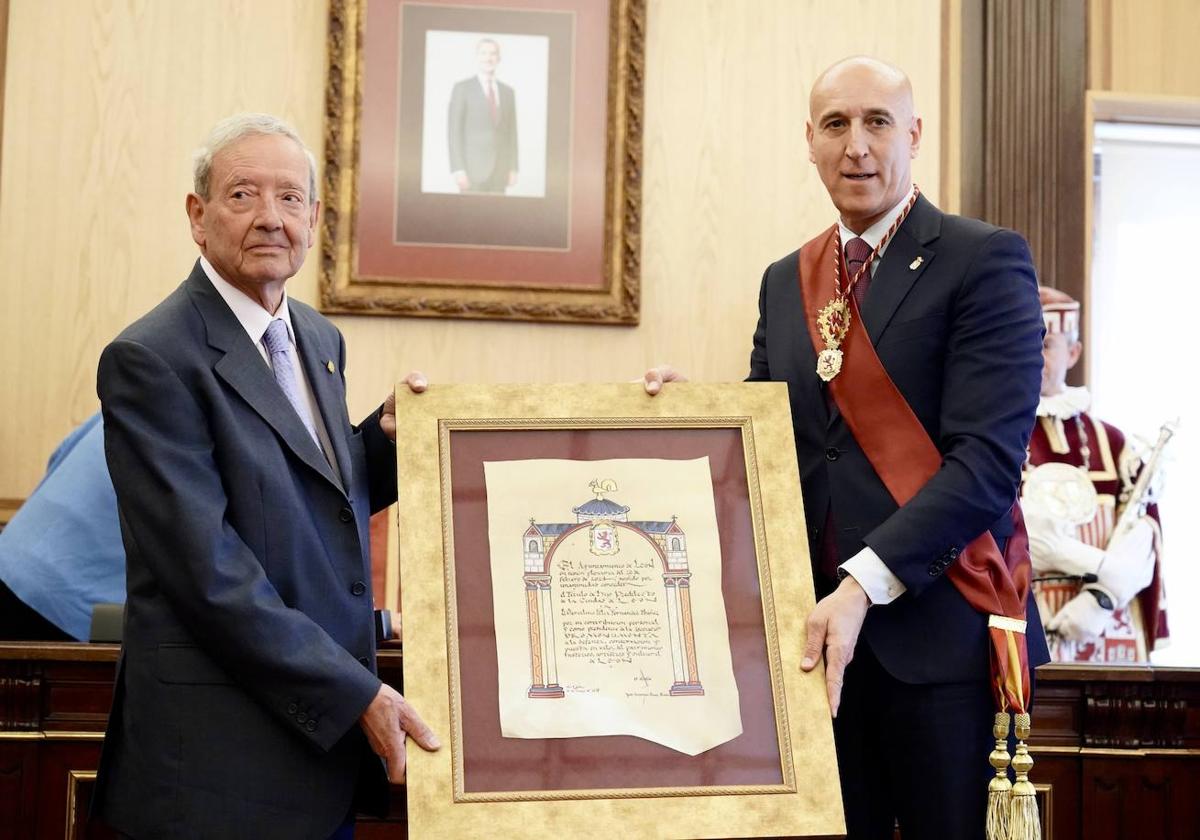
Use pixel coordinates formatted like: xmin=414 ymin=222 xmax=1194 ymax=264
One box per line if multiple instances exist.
xmin=1081 ymin=755 xmax=1200 ymax=839
xmin=953 ymin=0 xmax=986 ymax=220
xmin=1035 ymin=754 xmax=1082 ymax=840
xmin=0 ymin=740 xmax=38 ymax=840
xmin=0 ymin=0 xmax=945 ymax=506
xmin=0 ymin=0 xmax=8 ymax=203
xmin=1087 ymin=0 xmax=1113 ymax=91
xmin=981 ymin=0 xmax=1088 ymax=297
xmin=1105 ymin=0 xmax=1200 ymax=97
xmin=955 ymin=0 xmax=1088 ymax=381
xmin=33 ymin=741 xmax=106 ymax=840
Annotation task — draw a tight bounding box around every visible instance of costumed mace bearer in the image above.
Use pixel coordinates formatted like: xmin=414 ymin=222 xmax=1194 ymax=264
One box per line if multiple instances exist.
xmin=1022 ymin=286 xmax=1172 ymax=663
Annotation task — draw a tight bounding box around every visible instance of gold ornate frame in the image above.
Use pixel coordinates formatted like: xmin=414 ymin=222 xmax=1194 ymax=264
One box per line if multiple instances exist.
xmin=393 ymin=383 xmax=844 ymax=838
xmin=321 ymin=0 xmax=643 ymax=324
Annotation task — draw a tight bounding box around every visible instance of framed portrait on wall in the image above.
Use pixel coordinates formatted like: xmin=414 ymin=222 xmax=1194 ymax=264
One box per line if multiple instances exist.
xmin=392 ymin=382 xmax=845 ymax=838
xmin=321 ymin=0 xmax=643 ymax=324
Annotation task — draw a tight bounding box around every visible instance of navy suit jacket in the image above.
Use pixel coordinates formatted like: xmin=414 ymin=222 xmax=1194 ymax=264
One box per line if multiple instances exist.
xmin=93 ymin=262 xmax=396 ymax=839
xmin=749 ymin=195 xmax=1051 ymax=684
xmin=448 ymin=76 xmax=518 ymax=185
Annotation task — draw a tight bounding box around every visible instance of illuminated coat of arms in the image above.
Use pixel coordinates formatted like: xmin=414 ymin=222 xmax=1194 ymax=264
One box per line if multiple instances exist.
xmin=520 ymin=478 xmax=704 ymax=700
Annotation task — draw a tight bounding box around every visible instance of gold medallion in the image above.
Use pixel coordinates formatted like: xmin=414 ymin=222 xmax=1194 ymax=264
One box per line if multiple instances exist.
xmin=817 ymin=348 xmax=843 ymax=382
xmin=817 ymin=298 xmax=851 ymax=346
xmin=816 ymin=298 xmax=851 ymax=380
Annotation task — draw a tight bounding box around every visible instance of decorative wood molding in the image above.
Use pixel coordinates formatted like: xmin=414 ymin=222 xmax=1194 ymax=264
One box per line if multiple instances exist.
xmin=980 ymin=0 xmax=1088 ymax=297
xmin=955 ymin=0 xmax=1088 ymax=381
xmin=65 ymin=769 xmax=97 ymax=840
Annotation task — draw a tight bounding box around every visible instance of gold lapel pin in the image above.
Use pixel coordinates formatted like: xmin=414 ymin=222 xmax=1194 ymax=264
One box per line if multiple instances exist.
xmin=326 ymin=360 xmax=335 ymax=373
xmin=909 ymin=256 xmax=924 ymax=270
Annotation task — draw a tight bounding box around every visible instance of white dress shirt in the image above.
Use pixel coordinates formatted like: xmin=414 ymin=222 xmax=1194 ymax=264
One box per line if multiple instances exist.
xmin=200 ymin=257 xmax=341 ymax=481
xmin=833 ymin=185 xmax=917 ymax=606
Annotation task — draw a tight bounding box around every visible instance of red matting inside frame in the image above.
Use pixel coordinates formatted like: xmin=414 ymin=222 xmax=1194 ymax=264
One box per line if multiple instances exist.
xmin=356 ymin=0 xmax=609 ymax=289
xmin=447 ymin=428 xmax=785 ymax=794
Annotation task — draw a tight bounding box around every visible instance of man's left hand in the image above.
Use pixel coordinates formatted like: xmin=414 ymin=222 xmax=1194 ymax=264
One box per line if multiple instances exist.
xmin=381 ymin=371 xmax=429 ymax=442
xmin=801 ymin=575 xmax=870 ymax=718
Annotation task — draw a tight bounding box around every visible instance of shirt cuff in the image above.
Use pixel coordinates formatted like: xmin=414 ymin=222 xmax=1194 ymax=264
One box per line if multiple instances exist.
xmin=839 ymin=547 xmax=907 ymax=605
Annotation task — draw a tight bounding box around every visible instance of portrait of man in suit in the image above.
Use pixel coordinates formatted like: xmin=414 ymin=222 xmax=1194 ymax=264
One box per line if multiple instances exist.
xmin=448 ymin=37 xmax=519 ymax=194
xmin=92 ymin=114 xmax=439 ymax=839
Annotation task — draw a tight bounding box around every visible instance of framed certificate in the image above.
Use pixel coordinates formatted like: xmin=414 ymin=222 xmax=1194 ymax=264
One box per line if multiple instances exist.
xmin=393 ymin=383 xmax=844 ymax=838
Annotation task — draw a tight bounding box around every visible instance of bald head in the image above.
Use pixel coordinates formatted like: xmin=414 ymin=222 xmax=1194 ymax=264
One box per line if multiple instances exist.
xmin=805 ymin=55 xmax=922 ymax=233
xmin=809 ymin=56 xmax=914 ymax=123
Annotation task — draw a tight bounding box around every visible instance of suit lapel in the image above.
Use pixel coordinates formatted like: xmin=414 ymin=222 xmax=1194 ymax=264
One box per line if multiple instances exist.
xmin=186 ymin=266 xmax=346 ymax=496
xmin=861 ymin=194 xmax=941 ymax=344
xmin=291 ymin=305 xmax=352 ymax=493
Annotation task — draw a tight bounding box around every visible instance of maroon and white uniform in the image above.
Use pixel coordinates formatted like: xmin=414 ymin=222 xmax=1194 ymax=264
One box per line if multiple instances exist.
xmin=1024 ymin=387 xmax=1168 ymax=663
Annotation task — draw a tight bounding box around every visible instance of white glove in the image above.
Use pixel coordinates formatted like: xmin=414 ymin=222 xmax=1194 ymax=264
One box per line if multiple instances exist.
xmin=1025 ymin=507 xmax=1105 ymax=578
xmin=1097 ymin=518 xmax=1155 ymax=607
xmin=1046 ymin=590 xmax=1112 ymax=643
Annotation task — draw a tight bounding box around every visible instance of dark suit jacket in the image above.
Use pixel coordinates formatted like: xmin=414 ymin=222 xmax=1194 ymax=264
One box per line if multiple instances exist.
xmin=749 ymin=195 xmax=1051 ymax=684
xmin=93 ymin=262 xmax=396 ymax=839
xmin=447 ymin=76 xmax=518 ymax=186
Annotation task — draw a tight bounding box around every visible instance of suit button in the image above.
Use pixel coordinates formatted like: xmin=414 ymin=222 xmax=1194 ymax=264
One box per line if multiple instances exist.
xmin=358 ymin=656 xmax=370 ymax=667
xmin=928 ymin=564 xmax=940 ymax=576
xmin=339 ymin=507 xmax=354 ymax=523
xmin=287 ymin=702 xmax=298 ymax=715
xmin=351 ymin=580 xmax=367 ymax=596
xmin=305 ymin=719 xmax=317 ymax=732
xmin=825 ymin=447 xmax=840 ymax=461
xmin=296 ymin=711 xmax=308 ymax=724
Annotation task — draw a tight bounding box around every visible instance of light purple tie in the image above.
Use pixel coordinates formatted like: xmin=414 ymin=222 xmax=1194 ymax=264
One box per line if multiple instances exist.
xmin=262 ymin=319 xmax=320 ymax=448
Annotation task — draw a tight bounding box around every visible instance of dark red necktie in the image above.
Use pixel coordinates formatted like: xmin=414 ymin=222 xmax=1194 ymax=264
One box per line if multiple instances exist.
xmin=844 ymin=236 xmax=873 ymax=309
xmin=486 ymin=80 xmax=499 ymax=125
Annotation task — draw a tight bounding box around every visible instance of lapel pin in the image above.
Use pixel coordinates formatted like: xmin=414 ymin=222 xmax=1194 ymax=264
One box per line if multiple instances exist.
xmin=909 ymin=256 xmax=924 ymax=270
xmin=326 ymin=360 xmax=335 ymax=373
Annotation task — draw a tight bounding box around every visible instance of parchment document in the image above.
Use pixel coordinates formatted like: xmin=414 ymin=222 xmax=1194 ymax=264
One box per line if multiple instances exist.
xmin=483 ymin=457 xmax=742 ymax=755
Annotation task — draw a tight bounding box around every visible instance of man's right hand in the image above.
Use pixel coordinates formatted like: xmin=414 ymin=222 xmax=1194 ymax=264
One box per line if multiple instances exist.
xmin=641 ymin=365 xmax=687 ymax=395
xmin=359 ymin=683 xmax=440 ymax=784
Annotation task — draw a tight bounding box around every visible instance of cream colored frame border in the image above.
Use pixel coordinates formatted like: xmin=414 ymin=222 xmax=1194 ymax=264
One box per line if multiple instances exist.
xmin=320 ymin=0 xmax=643 ymax=324
xmin=394 ymin=383 xmax=843 ymax=838
xmin=1083 ymin=91 xmax=1200 ymax=386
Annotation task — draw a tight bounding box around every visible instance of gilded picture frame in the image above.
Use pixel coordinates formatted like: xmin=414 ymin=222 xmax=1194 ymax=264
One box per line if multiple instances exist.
xmin=321 ymin=0 xmax=643 ymax=324
xmin=393 ymin=382 xmax=844 ymax=839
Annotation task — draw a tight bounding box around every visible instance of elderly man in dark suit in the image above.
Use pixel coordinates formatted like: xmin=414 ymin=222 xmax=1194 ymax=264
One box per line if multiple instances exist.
xmin=93 ymin=113 xmax=439 ymax=840
xmin=646 ymin=57 xmax=1049 ymax=840
xmin=448 ymin=37 xmax=519 ymax=194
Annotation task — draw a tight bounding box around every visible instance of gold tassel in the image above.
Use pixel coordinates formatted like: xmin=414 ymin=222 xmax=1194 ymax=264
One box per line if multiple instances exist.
xmin=986 ymin=711 xmax=1013 ymax=840
xmin=1008 ymin=712 xmax=1041 ymax=840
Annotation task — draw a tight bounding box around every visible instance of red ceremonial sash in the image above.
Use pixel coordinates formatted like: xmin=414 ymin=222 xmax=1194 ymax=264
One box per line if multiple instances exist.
xmin=798 ymin=225 xmax=1031 ymax=713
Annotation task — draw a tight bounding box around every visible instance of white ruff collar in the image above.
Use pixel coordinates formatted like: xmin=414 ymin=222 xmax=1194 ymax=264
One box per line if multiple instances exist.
xmin=1037 ymin=385 xmax=1091 ymax=419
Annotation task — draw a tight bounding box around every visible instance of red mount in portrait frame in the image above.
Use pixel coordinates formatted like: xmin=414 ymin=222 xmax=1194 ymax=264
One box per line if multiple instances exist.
xmin=321 ymin=0 xmax=643 ymax=324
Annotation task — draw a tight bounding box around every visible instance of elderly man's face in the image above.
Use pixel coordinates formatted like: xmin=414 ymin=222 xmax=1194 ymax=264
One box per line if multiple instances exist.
xmin=477 ymin=41 xmax=500 ymax=75
xmin=186 ymin=133 xmax=317 ymax=307
xmin=806 ymin=62 xmax=921 ymax=233
xmin=1040 ymin=331 xmax=1081 ymax=397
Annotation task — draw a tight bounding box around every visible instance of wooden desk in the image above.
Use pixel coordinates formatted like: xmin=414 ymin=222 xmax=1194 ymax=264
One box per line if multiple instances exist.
xmin=2 ymin=644 xmax=1198 ymax=839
